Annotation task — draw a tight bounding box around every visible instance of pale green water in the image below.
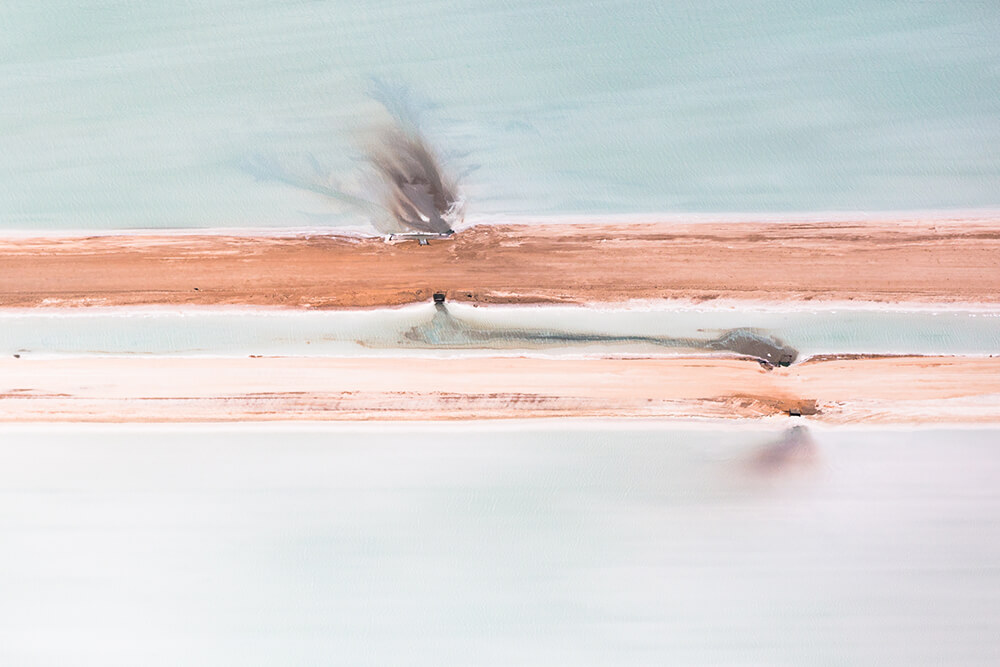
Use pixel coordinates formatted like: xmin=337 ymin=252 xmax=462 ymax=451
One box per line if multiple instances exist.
xmin=2 ymin=1 xmax=998 ymax=230
xmin=3 ymin=304 xmax=999 ymax=358
xmin=1 ymin=424 xmax=998 ymax=665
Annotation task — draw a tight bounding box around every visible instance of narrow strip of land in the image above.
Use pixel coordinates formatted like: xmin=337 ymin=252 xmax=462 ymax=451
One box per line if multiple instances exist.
xmin=2 ymin=220 xmax=999 ymax=308
xmin=3 ymin=355 xmax=998 ymax=423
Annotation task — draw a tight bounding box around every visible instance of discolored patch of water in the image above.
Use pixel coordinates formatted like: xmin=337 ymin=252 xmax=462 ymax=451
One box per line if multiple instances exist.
xmin=397 ymin=302 xmax=797 ymax=363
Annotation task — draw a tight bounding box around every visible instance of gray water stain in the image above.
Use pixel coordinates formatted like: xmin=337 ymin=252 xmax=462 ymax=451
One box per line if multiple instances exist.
xmin=361 ymin=82 xmax=464 ymax=236
xmin=747 ymin=425 xmax=820 ymax=475
xmin=242 ymin=81 xmax=465 ymax=236
xmin=395 ymin=302 xmax=798 ymax=363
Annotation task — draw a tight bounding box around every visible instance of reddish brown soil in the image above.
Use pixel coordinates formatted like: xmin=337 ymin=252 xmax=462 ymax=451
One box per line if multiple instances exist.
xmin=2 ymin=221 xmax=999 ymax=308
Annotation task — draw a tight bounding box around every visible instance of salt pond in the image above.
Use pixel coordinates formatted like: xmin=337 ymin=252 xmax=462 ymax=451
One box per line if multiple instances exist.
xmin=4 ymin=302 xmax=999 ymax=359
xmin=3 ymin=1 xmax=998 ymax=230
xmin=1 ymin=423 xmax=998 ymax=665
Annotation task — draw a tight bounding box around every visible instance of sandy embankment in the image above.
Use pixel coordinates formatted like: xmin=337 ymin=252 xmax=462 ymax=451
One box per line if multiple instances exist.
xmin=2 ymin=220 xmax=1000 ymax=308
xmin=2 ymin=355 xmax=999 ymax=423
xmin=4 ymin=220 xmax=998 ymax=423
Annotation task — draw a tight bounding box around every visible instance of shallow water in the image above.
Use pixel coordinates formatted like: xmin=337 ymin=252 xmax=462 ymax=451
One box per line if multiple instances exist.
xmin=2 ymin=1 xmax=998 ymax=230
xmin=1 ymin=424 xmax=998 ymax=665
xmin=3 ymin=303 xmax=999 ymax=359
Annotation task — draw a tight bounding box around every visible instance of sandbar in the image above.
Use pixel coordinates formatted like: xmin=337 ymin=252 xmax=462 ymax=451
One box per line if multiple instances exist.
xmin=3 ymin=355 xmax=998 ymax=423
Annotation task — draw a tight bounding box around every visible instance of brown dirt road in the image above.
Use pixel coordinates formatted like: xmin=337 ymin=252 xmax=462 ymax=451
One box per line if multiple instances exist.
xmin=3 ymin=220 xmax=999 ymax=308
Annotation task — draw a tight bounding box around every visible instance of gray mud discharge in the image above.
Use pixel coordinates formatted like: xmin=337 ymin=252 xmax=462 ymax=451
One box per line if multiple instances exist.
xmin=241 ymin=83 xmax=463 ymax=235
xmin=388 ymin=303 xmax=798 ymax=364
xmin=365 ymin=125 xmax=462 ymax=235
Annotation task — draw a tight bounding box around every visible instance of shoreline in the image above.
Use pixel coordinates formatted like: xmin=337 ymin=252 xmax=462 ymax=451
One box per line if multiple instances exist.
xmin=3 ymin=419 xmax=997 ymax=433
xmin=4 ymin=208 xmax=1000 ymax=238
xmin=3 ymin=299 xmax=1000 ymax=315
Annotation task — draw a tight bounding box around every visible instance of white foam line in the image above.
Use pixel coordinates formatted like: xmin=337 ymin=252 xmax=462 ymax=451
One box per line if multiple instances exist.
xmin=458 ymin=208 xmax=1000 ymax=229
xmin=447 ymin=300 xmax=1000 ymax=315
xmin=1 ymin=300 xmax=998 ymax=318
xmin=1 ymin=208 xmax=998 ymax=239
xmin=1 ymin=418 xmax=997 ymax=435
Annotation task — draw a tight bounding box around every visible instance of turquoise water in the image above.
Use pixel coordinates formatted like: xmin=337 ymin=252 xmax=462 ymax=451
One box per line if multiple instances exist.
xmin=3 ymin=304 xmax=999 ymax=358
xmin=2 ymin=424 xmax=999 ymax=665
xmin=2 ymin=1 xmax=998 ymax=230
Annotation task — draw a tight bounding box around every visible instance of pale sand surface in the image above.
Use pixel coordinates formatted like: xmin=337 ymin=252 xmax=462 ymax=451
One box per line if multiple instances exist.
xmin=2 ymin=220 xmax=1000 ymax=308
xmin=3 ymin=355 xmax=998 ymax=423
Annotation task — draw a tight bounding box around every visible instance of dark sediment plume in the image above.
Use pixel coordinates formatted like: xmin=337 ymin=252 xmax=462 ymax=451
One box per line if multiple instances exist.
xmin=353 ymin=80 xmax=464 ymax=235
xmin=702 ymin=328 xmax=798 ymax=366
xmin=392 ymin=302 xmax=799 ymax=364
xmin=363 ymin=124 xmax=463 ymax=236
xmin=242 ymin=83 xmax=463 ymax=236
